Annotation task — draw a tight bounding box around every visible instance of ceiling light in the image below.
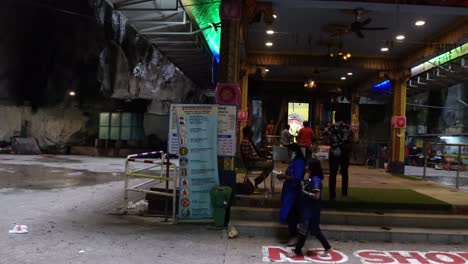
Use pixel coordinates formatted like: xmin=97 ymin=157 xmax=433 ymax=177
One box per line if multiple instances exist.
xmin=381 ymin=47 xmax=389 ymax=52
xmin=273 ymin=14 xmax=277 ymax=19
xmin=69 ymin=91 xmax=76 ymax=96
xmin=266 ymin=29 xmax=275 ymax=35
xmin=341 ymin=77 xmax=346 ymax=80
xmin=347 ymin=72 xmax=353 ymax=76
xmin=396 ymin=35 xmax=405 ymax=40
xmin=304 ymin=80 xmax=316 ymax=88
xmin=265 ymin=68 xmax=270 ymax=72
xmin=415 ymin=20 xmax=426 ymax=26
xmin=265 ymin=42 xmax=273 ymax=47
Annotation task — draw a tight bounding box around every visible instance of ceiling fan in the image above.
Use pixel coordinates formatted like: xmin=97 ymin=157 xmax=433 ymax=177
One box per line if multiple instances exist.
xmin=323 ymin=8 xmax=388 ymax=39
xmin=349 ymin=9 xmax=388 ymax=38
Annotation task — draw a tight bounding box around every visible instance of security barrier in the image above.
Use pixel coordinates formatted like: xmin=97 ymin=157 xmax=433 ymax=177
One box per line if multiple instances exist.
xmin=124 ymin=150 xmax=179 ymax=223
xmin=423 ymin=142 xmax=468 ymax=190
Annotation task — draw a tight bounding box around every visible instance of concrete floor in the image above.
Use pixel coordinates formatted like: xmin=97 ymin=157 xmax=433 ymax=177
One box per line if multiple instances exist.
xmin=1 ymin=155 xmax=467 ymax=264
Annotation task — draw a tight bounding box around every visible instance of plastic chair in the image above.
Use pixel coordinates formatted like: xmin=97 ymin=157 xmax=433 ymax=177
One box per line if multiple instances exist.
xmin=240 ymin=153 xmax=269 ymax=195
xmin=271 ymin=146 xmax=290 ymax=193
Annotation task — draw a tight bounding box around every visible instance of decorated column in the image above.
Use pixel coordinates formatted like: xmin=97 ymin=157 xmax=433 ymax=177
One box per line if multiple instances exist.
xmin=238 ymin=72 xmax=249 ymax=143
xmin=388 ymin=71 xmax=409 ymax=174
xmin=218 ymin=0 xmax=242 ymax=171
xmin=314 ymin=102 xmax=323 ymax=138
xmin=351 ymin=92 xmax=360 ymax=142
xmin=219 ymin=0 xmax=241 ymax=83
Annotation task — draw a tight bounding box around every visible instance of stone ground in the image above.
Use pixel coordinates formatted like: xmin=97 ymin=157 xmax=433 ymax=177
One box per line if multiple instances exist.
xmin=0 ymin=155 xmax=467 ymax=264
xmin=405 ymin=165 xmax=468 ymax=190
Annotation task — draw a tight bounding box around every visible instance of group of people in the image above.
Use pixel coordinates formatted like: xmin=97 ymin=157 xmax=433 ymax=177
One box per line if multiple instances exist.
xmin=240 ymin=111 xmax=353 ymax=255
xmin=276 ymin=144 xmax=332 ymax=256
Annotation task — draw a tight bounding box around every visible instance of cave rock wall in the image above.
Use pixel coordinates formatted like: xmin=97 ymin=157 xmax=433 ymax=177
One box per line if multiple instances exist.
xmin=0 ymin=105 xmax=95 ymax=149
xmin=95 ymin=2 xmax=201 ymax=115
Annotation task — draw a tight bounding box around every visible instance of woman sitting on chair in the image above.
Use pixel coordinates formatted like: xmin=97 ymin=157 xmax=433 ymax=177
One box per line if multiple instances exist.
xmin=276 ymin=143 xmax=306 ymax=243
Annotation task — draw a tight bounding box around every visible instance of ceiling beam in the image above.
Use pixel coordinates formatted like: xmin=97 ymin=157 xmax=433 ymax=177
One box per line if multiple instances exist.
xmin=114 ymin=0 xmax=154 ymax=9
xmin=309 ymin=0 xmax=468 ymax=8
xmin=251 ymin=76 xmax=341 ymax=85
xmin=247 ymin=53 xmax=399 ymax=71
xmin=402 ymin=17 xmax=468 ymax=68
xmin=277 ymin=1 xmax=468 ymax=14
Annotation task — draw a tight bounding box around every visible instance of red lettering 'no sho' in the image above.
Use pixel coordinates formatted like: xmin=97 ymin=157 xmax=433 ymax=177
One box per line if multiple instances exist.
xmin=268 ymin=247 xmax=305 ymax=262
xmin=426 ymin=252 xmax=467 ymax=264
xmin=307 ymin=249 xmax=345 ymax=262
xmin=390 ymin=251 xmax=429 ymax=264
xmin=457 ymin=253 xmax=468 ymax=261
xmin=356 ymin=250 xmax=394 ymax=263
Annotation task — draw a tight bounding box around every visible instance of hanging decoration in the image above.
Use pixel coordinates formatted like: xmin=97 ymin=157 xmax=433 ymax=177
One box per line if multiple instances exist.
xmin=220 ymin=0 xmax=242 ymax=20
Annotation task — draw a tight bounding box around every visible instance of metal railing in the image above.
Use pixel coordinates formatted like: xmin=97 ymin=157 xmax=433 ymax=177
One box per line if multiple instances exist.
xmin=423 ymin=142 xmax=468 ymax=189
xmin=124 ymin=150 xmax=179 ymax=223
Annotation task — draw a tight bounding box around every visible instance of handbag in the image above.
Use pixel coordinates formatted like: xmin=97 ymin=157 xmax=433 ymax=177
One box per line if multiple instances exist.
xmin=236 ymin=176 xmax=255 ymax=195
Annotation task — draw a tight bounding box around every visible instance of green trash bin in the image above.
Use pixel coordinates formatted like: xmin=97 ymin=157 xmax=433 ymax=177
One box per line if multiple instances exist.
xmin=210 ymin=185 xmax=232 ymax=227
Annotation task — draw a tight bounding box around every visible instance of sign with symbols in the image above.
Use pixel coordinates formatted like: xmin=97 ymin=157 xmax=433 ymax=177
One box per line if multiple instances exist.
xmin=238 ymin=109 xmax=248 ymax=122
xmin=174 ymin=105 xmax=219 ymax=220
xmin=169 ymin=104 xmax=237 ymax=157
xmin=215 ymin=83 xmax=240 ymax=105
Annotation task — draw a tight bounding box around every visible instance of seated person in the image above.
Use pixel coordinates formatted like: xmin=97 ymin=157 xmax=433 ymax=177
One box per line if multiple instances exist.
xmin=241 ymin=126 xmax=273 ymax=188
xmin=280 ymin=124 xmax=292 ymax=146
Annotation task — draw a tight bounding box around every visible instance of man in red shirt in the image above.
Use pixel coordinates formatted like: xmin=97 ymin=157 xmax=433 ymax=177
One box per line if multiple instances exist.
xmin=297 ymin=121 xmax=314 ymax=160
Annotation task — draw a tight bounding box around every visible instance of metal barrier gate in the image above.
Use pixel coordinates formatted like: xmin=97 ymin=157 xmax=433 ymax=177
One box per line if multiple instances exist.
xmin=423 ymin=142 xmax=468 ymax=190
xmin=124 ymin=150 xmax=179 ymax=223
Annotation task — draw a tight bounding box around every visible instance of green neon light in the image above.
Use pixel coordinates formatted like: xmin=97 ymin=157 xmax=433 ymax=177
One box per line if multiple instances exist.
xmin=182 ymin=0 xmax=221 ymax=62
xmin=411 ymin=42 xmax=468 ymax=76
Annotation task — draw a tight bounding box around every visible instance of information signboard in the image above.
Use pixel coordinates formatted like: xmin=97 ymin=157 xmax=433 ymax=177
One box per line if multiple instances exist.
xmin=168 ymin=104 xmax=237 ymax=157
xmin=175 ymin=105 xmax=219 ymax=219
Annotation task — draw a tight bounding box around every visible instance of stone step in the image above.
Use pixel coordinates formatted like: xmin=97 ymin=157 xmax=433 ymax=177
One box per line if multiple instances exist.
xmin=233 ymin=194 xmax=453 ymax=214
xmin=229 ymin=219 xmax=468 ymax=244
xmin=230 ymin=206 xmax=468 ymax=229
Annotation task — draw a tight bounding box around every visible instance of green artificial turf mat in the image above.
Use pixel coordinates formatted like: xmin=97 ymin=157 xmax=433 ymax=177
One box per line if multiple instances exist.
xmin=322 ymin=187 xmax=451 ymax=211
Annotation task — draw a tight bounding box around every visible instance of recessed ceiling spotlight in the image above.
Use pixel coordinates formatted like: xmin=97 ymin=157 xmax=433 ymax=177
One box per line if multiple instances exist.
xmin=381 ymin=47 xmax=389 ymax=52
xmin=347 ymin=72 xmax=353 ymax=76
xmin=265 ymin=42 xmax=273 ymax=47
xmin=266 ymin=29 xmax=275 ymax=35
xmin=396 ymin=35 xmax=405 ymax=40
xmin=415 ymin=20 xmax=426 ymax=26
xmin=265 ymin=68 xmax=270 ymax=72
xmin=341 ymin=77 xmax=347 ymax=80
xmin=273 ymin=14 xmax=277 ymax=19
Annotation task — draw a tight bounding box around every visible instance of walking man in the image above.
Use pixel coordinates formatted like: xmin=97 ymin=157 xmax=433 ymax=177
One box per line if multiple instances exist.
xmin=328 ymin=112 xmax=352 ymax=200
xmin=297 ymin=121 xmax=314 ymax=161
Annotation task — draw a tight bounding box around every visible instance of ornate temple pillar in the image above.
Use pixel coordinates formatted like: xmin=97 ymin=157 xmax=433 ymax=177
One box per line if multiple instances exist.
xmin=351 ymin=91 xmax=360 ymax=142
xmin=238 ymin=72 xmax=249 ymax=143
xmin=388 ymin=71 xmax=410 ymax=174
xmin=219 ymin=0 xmax=242 ymax=171
xmin=219 ymin=22 xmax=240 ymax=83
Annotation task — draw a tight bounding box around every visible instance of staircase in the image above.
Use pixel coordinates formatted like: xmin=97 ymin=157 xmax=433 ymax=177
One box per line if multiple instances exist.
xmin=229 ymin=195 xmax=468 ymax=244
